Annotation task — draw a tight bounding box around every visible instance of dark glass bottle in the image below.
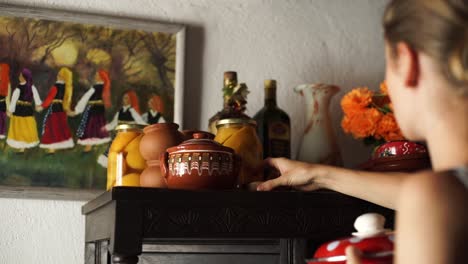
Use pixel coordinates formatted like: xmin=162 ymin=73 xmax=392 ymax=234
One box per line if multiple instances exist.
xmin=254 ymin=80 xmax=291 ymax=159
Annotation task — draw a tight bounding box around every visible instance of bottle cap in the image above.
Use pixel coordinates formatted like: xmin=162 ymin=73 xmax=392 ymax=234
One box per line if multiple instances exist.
xmin=264 ymin=79 xmax=277 ymax=89
xmin=224 ymin=71 xmax=237 ymax=81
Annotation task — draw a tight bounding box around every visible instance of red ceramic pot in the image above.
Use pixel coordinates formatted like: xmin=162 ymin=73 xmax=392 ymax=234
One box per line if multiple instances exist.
xmin=307 ymin=213 xmax=394 ymax=264
xmin=160 ymin=132 xmax=240 ymax=190
xmin=372 ymin=141 xmax=427 ymax=160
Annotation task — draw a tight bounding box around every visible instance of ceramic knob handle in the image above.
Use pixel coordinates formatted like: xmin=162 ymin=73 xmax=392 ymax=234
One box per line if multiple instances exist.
xmin=193 ymin=132 xmax=215 ymax=140
xmin=354 ymin=213 xmax=386 ymax=234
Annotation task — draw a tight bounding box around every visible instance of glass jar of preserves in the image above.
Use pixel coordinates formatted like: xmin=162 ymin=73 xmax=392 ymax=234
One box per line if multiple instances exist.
xmin=107 ymin=124 xmax=146 ymax=190
xmin=214 ymin=118 xmax=263 ymax=188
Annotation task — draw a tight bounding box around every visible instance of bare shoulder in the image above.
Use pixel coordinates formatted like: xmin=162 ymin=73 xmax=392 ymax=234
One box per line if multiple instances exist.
xmin=400 ymin=170 xmax=467 ymax=204
xmin=396 ymin=170 xmax=467 ymax=263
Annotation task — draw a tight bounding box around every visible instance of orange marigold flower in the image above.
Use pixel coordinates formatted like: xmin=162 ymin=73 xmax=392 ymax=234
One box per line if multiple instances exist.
xmin=341 ymin=87 xmax=373 ymax=116
xmin=380 ymin=81 xmax=388 ymax=95
xmin=375 ymin=113 xmax=405 ymax=141
xmin=341 ymin=115 xmax=352 ymax=133
xmin=341 ymin=108 xmax=382 ymax=139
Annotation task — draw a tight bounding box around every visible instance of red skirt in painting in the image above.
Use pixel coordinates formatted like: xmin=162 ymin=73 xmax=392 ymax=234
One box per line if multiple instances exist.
xmin=40 ymin=111 xmax=74 ymax=149
xmin=77 ymin=104 xmax=111 ymax=146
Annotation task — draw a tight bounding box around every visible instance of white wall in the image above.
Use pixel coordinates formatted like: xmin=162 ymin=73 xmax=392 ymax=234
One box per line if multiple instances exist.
xmin=0 ymin=0 xmax=387 ymax=263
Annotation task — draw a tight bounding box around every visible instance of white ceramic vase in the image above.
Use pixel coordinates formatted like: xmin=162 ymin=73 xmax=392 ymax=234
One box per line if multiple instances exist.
xmin=294 ymin=84 xmax=342 ymax=166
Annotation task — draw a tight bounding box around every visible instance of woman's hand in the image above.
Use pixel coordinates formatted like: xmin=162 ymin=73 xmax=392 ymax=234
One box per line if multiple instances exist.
xmin=256 ymin=158 xmax=325 ymax=191
xmin=35 ymin=106 xmax=43 ymax=112
xmin=345 ymin=246 xmax=362 ymax=264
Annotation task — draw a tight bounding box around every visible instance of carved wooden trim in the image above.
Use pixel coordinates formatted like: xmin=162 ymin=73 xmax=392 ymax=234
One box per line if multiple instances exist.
xmin=141 ymin=204 xmax=382 ymax=238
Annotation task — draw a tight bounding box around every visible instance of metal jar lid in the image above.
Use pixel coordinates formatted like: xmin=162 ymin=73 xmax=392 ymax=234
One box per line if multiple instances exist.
xmin=115 ymin=123 xmax=145 ymax=131
xmin=215 ymin=118 xmax=257 ymax=128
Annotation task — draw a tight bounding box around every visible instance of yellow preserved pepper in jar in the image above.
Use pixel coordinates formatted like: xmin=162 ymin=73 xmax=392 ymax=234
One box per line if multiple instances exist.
xmin=214 ymin=118 xmax=263 ymax=188
xmin=107 ymin=124 xmax=146 ymax=190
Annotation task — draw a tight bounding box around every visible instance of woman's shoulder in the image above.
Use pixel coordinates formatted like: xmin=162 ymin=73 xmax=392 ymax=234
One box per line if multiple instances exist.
xmin=399 ymin=168 xmax=468 ymax=261
xmin=404 ymin=168 xmax=467 ymax=196
xmin=400 ymin=168 xmax=467 ymax=214
xmin=396 ymin=168 xmax=468 ymax=263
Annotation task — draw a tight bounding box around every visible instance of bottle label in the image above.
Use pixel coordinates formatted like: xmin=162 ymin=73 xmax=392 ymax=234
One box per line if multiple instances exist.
xmin=268 ymin=122 xmax=290 ymax=158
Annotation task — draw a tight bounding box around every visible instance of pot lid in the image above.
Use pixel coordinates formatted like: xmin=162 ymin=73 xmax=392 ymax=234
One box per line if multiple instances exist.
xmin=167 ymin=132 xmax=235 ymax=154
xmin=308 ymin=213 xmax=394 ymax=263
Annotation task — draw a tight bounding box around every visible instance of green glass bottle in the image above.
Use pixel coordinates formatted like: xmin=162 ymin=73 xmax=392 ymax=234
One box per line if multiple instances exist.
xmin=254 ymin=80 xmax=291 ymax=159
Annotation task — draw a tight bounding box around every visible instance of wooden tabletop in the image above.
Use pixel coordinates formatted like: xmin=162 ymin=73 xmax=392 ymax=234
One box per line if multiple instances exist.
xmin=82 ymin=187 xmax=394 ymax=239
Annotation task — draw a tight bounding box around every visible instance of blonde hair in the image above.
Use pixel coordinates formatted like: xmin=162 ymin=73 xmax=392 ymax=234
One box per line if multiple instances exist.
xmin=58 ymin=67 xmax=73 ymax=111
xmin=383 ymin=0 xmax=468 ymax=96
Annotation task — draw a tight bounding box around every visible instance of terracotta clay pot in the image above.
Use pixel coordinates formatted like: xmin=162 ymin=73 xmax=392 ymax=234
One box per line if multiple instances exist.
xmin=307 ymin=213 xmax=394 ymax=264
xmin=140 ymin=123 xmax=184 ymax=161
xmin=160 ymin=132 xmax=239 ymax=190
xmin=139 ymin=160 xmax=167 ymax=188
xmin=139 ymin=123 xmax=184 ymax=188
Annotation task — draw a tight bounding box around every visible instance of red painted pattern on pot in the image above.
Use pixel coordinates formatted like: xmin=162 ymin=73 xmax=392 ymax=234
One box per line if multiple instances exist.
xmin=373 ymin=140 xmax=427 ymax=160
xmin=168 ymin=150 xmax=234 ymax=177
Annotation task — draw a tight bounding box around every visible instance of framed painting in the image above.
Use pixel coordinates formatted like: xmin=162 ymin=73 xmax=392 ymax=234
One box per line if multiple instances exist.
xmin=0 ymin=4 xmax=185 ymax=200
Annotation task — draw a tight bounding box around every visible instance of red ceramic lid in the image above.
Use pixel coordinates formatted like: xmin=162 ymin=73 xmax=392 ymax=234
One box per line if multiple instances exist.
xmin=166 ymin=132 xmax=234 ymax=154
xmin=308 ymin=213 xmax=394 ymax=263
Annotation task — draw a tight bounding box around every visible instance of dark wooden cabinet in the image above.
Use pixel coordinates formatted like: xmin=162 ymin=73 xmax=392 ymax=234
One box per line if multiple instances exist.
xmin=82 ymin=187 xmax=393 ymax=264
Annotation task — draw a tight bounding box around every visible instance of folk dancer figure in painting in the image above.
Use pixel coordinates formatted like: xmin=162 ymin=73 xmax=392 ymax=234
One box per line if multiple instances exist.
xmin=6 ymin=68 xmax=42 ymax=152
xmin=39 ymin=67 xmax=74 ymax=153
xmin=0 ymin=63 xmax=11 ymax=145
xmin=103 ymin=89 xmax=146 ymax=131
xmin=142 ymin=94 xmax=166 ymax=124
xmin=97 ymin=89 xmax=146 ymax=167
xmin=73 ymin=70 xmax=111 ymax=152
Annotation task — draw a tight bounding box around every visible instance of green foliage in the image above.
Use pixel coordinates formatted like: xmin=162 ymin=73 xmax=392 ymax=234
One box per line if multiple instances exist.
xmin=0 ymin=143 xmax=106 ymax=190
xmin=363 ymin=136 xmax=385 ymax=147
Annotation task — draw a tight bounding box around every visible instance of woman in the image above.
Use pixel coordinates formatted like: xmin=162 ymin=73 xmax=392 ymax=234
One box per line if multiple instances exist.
xmin=0 ymin=63 xmax=10 ymax=141
xmin=73 ymin=70 xmax=111 ymax=152
xmin=6 ymin=68 xmax=42 ymax=152
xmin=103 ymin=89 xmax=146 ymax=131
xmin=142 ymin=94 xmax=166 ymax=124
xmin=257 ymin=1 xmax=468 ymax=263
xmin=39 ymin=67 xmax=74 ymax=153
xmin=97 ymin=89 xmax=146 ymax=168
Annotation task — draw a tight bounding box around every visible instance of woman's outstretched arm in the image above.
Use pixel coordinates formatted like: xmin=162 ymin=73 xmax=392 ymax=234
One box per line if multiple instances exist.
xmin=257 ymin=158 xmax=411 ymax=209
